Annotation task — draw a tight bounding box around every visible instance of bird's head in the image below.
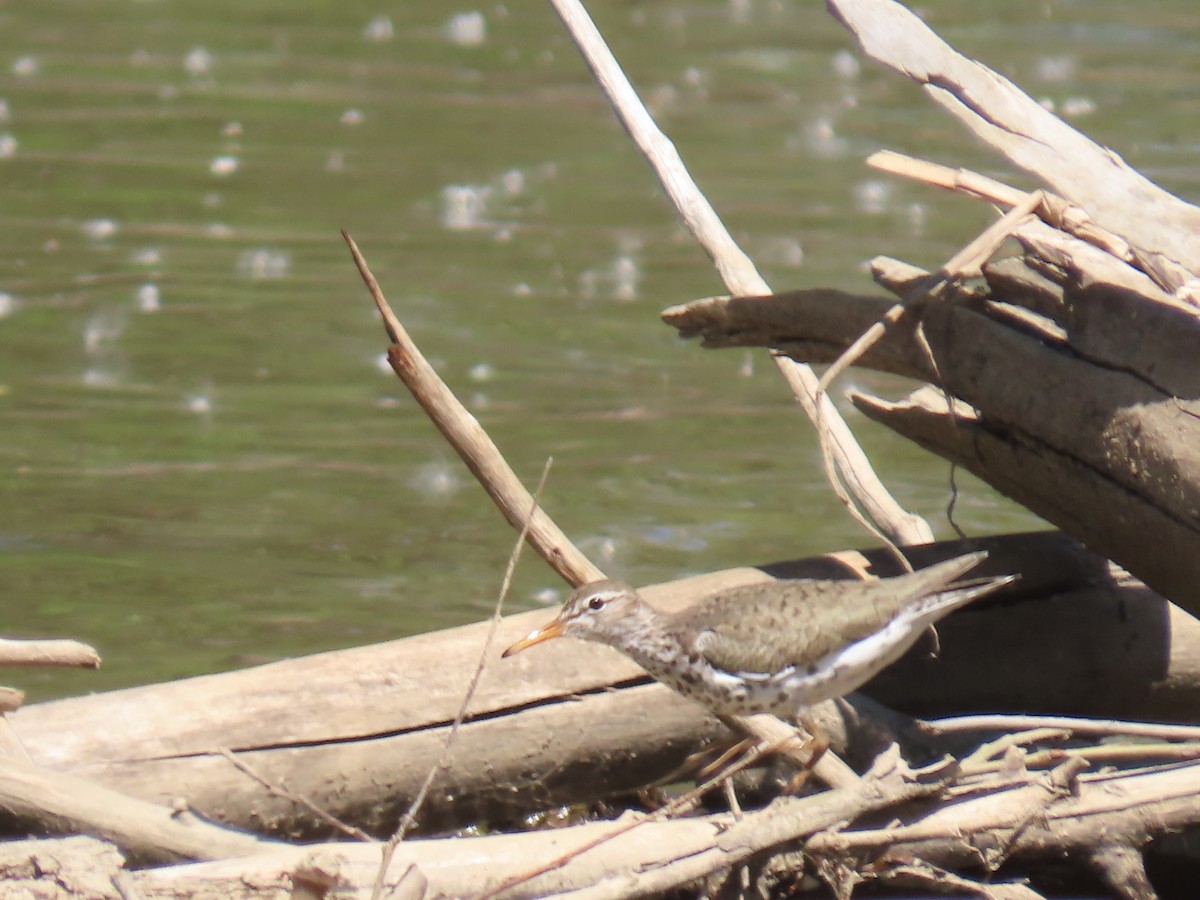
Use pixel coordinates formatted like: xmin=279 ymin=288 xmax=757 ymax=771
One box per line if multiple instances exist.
xmin=502 ymin=579 xmax=650 ymax=657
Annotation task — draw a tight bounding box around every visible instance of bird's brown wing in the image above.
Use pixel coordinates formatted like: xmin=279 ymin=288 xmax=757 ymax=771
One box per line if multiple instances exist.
xmin=669 ymin=551 xmax=989 ymax=675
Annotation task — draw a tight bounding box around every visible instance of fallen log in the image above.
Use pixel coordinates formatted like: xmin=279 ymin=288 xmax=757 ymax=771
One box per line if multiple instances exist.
xmin=663 ymin=269 xmax=1200 ymax=617
xmin=663 ymin=0 xmax=1200 ymax=619
xmin=10 ymin=530 xmax=1200 ymax=841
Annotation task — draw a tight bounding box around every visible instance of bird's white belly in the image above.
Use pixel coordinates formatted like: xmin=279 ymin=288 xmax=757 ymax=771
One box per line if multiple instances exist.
xmin=658 ymin=613 xmax=924 ymax=717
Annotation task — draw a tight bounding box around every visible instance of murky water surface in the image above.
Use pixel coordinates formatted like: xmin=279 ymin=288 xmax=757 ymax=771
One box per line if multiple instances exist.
xmin=3 ymin=1 xmax=1197 ymax=698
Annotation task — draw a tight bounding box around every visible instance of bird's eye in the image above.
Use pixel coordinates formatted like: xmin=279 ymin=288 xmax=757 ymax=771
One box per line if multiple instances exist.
xmin=588 ymin=596 xmax=606 ymax=611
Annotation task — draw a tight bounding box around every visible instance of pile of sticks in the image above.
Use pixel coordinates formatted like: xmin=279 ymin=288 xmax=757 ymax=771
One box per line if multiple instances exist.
xmin=6 ymin=0 xmax=1200 ymax=897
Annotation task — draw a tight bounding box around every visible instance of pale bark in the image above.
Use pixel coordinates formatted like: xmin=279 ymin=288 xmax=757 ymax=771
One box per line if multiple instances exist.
xmin=10 ymin=532 xmax=1200 ymax=840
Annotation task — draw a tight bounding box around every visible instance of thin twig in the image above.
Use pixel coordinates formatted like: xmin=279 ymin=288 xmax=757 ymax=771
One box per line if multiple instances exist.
xmin=342 ymin=231 xmax=604 ymax=588
xmin=809 ymin=190 xmax=1043 ymax=562
xmin=868 ymin=149 xmax=1136 ymax=264
xmin=816 ymin=189 xmax=1044 ymax=397
xmin=925 ymin=713 xmax=1200 ymax=743
xmin=0 ymin=637 xmax=100 ymax=668
xmin=547 ymin=0 xmax=931 ymax=550
xmin=372 ymin=458 xmax=555 ymax=900
xmin=478 ymin=729 xmax=797 ymax=900
xmin=216 ymin=747 xmax=372 ymax=842
xmin=112 ymin=871 xmax=145 ymax=900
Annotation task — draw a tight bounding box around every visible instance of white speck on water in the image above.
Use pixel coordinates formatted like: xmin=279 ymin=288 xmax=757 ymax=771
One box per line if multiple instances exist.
xmin=83 ymin=368 xmax=120 ymax=388
xmin=185 ymin=393 xmax=213 ymax=415
xmin=500 ymin=168 xmax=524 ymax=196
xmin=0 ymin=293 xmax=16 ymax=318
xmin=645 ymin=83 xmax=677 ymax=116
xmin=643 ymin=525 xmax=709 ymax=552
xmin=739 ymin=351 xmax=754 ymax=378
xmin=532 ymin=587 xmax=561 ymax=605
xmin=340 ymin=108 xmax=364 ymax=126
xmin=853 ymin=180 xmax=890 ymax=214
xmin=1036 ymin=55 xmax=1075 ymax=83
xmin=236 ymin=248 xmax=290 ymax=280
xmin=580 ymin=235 xmax=642 ymax=302
xmin=613 ymin=255 xmax=638 ymax=301
xmin=409 ymin=461 xmax=463 ymax=500
xmin=181 ymin=46 xmax=212 ymax=78
xmin=83 ymin=310 xmax=126 ymax=355
xmin=374 ymin=352 xmax=393 ymax=374
xmin=131 ymin=246 xmax=162 ymax=266
xmin=12 ymin=56 xmax=39 ymax=78
xmin=183 ymin=46 xmax=213 ymax=79
xmin=325 ymin=151 xmax=346 ymax=172
xmin=467 ymin=362 xmax=494 ymax=383
xmin=1062 ymin=97 xmax=1096 ymax=118
xmin=82 ymin=218 xmax=119 ymax=241
xmin=0 ymin=134 xmax=16 ymax=159
xmin=445 ymin=12 xmax=487 ymax=46
xmin=512 ymin=282 xmax=532 ymax=298
xmin=803 ymin=115 xmax=846 ymax=158
xmin=760 ymin=236 xmax=804 ymax=268
xmin=441 ymin=184 xmax=490 ymax=231
xmin=136 ymin=283 xmax=160 ymax=313
xmin=596 ymin=537 xmax=618 ymax=564
xmin=221 ymin=121 xmax=243 ymax=138
xmin=906 ymin=202 xmax=927 ymax=235
xmin=210 ymin=155 xmax=239 ymax=177
xmin=832 ymin=49 xmax=861 ymax=80
xmin=206 ymin=223 xmax=233 ymax=239
xmin=728 ymin=0 xmax=751 ymax=24
xmin=364 ymin=16 xmax=394 ymax=42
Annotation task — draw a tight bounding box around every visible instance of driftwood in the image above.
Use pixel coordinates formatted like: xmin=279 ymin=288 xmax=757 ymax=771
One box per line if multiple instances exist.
xmin=7 ymin=0 xmax=1200 ymax=896
xmin=11 ymin=529 xmax=1200 ymax=849
xmin=0 ymin=756 xmax=272 ymax=866
xmin=21 ymin=746 xmax=1200 ymax=898
xmin=0 ymin=836 xmax=127 ymax=898
xmin=545 ymin=0 xmax=934 ymax=558
xmin=664 ymin=0 xmax=1200 ymax=621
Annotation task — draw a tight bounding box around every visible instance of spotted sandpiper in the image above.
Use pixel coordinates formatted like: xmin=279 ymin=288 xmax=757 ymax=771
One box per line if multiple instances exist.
xmin=503 ymin=551 xmax=1012 ymax=720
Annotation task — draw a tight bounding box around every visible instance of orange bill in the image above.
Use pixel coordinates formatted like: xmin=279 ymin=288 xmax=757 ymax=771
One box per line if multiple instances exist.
xmin=501 ymin=620 xmax=566 ymax=657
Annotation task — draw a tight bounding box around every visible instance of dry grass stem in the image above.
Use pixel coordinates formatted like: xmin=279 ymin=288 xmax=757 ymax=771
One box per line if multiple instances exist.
xmin=216 ymin=747 xmax=372 ymax=843
xmin=372 ymin=459 xmax=556 ymax=898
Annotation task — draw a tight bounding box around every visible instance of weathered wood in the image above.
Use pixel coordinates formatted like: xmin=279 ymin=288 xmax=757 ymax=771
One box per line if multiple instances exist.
xmin=663 ymin=276 xmax=1200 ymax=617
xmin=0 ymin=637 xmax=100 ymax=669
xmin=12 ymin=533 xmax=1200 ymax=839
xmin=0 ymin=756 xmax=273 ymax=865
xmin=123 ymin=750 xmax=1200 ymax=898
xmin=827 ymin=0 xmax=1200 ymax=278
xmin=0 ymin=835 xmax=125 ymax=899
xmin=850 ymin=389 xmax=1200 ymax=642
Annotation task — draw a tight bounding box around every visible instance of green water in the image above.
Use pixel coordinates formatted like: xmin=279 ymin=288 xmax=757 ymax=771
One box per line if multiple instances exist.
xmin=2 ymin=1 xmax=1196 ymax=699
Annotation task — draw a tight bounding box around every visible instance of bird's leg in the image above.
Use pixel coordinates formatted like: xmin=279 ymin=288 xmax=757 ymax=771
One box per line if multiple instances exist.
xmin=687 ymin=736 xmax=758 ymax=781
xmin=780 ymin=714 xmax=831 ymax=794
xmin=799 ymin=713 xmax=830 ymax=765
xmin=723 ymin=777 xmax=744 ymax=820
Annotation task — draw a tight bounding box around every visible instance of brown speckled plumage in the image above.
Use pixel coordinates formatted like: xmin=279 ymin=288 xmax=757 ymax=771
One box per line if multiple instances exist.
xmin=503 ymin=551 xmax=1014 ymax=718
